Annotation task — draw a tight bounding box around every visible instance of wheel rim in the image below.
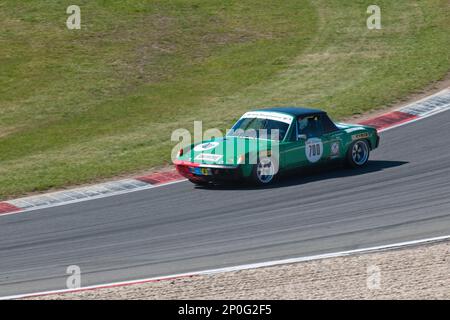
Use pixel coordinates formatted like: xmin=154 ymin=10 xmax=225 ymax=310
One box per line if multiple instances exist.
xmin=256 ymin=158 xmax=275 ymax=183
xmin=352 ymin=141 xmax=369 ymax=165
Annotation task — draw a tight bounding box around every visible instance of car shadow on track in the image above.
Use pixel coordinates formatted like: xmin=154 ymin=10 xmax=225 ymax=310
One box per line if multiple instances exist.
xmin=195 ymin=160 xmax=409 ymax=191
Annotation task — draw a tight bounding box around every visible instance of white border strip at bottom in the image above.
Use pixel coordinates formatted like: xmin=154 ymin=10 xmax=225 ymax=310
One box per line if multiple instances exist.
xmin=2 ymin=234 xmax=449 ymax=300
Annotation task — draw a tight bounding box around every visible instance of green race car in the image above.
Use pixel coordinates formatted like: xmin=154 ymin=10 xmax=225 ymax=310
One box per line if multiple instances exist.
xmin=174 ymin=107 xmax=380 ymax=185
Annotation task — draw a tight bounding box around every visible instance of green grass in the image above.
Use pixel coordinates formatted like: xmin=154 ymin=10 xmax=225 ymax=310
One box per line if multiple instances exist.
xmin=0 ymin=0 xmax=449 ymax=199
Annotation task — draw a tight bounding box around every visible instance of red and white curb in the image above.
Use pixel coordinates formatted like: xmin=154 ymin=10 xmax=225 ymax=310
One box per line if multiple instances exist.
xmin=0 ymin=173 xmax=185 ymax=216
xmin=360 ymin=88 xmax=450 ymax=131
xmin=2 ymin=234 xmax=450 ymax=300
xmin=0 ymin=88 xmax=449 ymax=216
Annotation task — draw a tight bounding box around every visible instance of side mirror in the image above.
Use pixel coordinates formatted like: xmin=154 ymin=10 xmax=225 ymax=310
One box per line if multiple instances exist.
xmin=297 ymin=134 xmax=307 ymax=140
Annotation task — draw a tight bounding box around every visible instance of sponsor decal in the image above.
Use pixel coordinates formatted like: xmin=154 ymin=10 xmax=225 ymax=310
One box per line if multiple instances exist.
xmin=305 ymin=138 xmax=323 ymax=163
xmin=193 ymin=142 xmax=219 ymax=152
xmin=240 ymin=111 xmax=293 ymax=124
xmin=194 ymin=154 xmax=223 ymax=162
xmin=351 ymin=132 xmax=370 ymax=140
xmin=331 ymin=141 xmax=340 ymax=157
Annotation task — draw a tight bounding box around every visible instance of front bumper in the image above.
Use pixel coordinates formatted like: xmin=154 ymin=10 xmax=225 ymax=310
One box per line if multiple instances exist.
xmin=174 ymin=160 xmax=243 ymax=182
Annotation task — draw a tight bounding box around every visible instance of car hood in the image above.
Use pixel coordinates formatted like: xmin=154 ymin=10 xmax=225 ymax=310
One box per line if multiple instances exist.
xmin=177 ymin=136 xmax=278 ymax=166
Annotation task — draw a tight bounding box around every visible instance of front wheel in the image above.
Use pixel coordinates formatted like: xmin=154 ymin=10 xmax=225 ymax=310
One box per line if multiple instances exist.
xmin=346 ymin=140 xmax=370 ymax=168
xmin=251 ymin=157 xmax=278 ymax=185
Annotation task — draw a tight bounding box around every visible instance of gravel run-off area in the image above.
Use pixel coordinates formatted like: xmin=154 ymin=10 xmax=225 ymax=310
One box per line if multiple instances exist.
xmin=28 ymin=240 xmax=450 ymax=300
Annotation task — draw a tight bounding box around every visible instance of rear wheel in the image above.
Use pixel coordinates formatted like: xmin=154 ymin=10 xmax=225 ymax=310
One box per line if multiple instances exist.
xmin=347 ymin=140 xmax=370 ymax=168
xmin=251 ymin=157 xmax=278 ymax=185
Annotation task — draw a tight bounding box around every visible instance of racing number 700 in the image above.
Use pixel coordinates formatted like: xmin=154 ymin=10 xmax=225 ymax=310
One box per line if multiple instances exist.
xmin=309 ymin=143 xmax=321 ymax=157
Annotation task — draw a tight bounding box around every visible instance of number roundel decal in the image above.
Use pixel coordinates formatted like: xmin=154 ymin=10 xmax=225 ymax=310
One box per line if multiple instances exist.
xmin=305 ymin=138 xmax=323 ymax=163
xmin=193 ymin=142 xmax=219 ymax=152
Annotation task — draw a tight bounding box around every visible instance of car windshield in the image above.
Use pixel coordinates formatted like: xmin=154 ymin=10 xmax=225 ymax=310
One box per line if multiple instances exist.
xmin=227 ymin=117 xmax=290 ymax=141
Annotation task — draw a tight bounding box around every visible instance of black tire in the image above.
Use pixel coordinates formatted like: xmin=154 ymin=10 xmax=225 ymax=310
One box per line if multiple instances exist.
xmin=250 ymin=156 xmax=278 ymax=185
xmin=346 ymin=139 xmax=370 ymax=168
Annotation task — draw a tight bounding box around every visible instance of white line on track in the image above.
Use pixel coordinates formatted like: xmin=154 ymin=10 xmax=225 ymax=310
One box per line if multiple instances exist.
xmin=0 ymin=179 xmax=187 ymax=217
xmin=2 ymin=234 xmax=449 ymax=300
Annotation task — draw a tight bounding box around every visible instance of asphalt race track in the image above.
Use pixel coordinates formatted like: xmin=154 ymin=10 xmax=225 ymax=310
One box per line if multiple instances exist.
xmin=1 ymin=109 xmax=450 ymax=297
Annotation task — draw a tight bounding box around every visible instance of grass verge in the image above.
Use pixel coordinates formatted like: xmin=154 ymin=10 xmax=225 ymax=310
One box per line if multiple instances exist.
xmin=1 ymin=0 xmax=449 ymax=199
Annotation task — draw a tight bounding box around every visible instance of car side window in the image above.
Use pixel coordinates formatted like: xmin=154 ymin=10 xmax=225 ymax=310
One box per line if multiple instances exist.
xmin=287 ymin=120 xmax=297 ymax=141
xmin=321 ymin=114 xmax=339 ymax=133
xmin=298 ymin=115 xmax=323 ymax=138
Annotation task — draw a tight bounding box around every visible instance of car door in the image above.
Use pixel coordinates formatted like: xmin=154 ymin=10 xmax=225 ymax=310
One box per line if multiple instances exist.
xmin=282 ymin=115 xmax=326 ymax=168
xmin=319 ymin=114 xmax=345 ymax=161
xmin=301 ymin=115 xmax=327 ymax=166
xmin=282 ymin=114 xmax=345 ymax=168
xmin=280 ymin=120 xmax=306 ymax=169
